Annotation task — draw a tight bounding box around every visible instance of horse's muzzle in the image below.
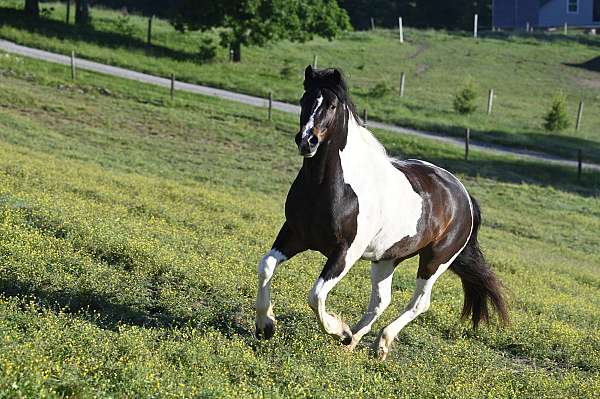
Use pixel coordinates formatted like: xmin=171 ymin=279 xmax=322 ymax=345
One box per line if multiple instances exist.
xmin=297 ymin=133 xmax=319 ymax=157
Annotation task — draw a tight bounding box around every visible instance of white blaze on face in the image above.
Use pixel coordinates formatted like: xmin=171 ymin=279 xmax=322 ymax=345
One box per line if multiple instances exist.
xmin=301 ymin=95 xmax=324 ymax=139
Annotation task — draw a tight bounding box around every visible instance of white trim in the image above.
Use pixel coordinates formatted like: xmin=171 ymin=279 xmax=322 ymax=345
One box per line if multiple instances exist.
xmin=567 ymin=0 xmax=579 ymax=15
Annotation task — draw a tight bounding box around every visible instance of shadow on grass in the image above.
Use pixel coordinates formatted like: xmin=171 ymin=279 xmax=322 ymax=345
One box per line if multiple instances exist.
xmin=565 ymin=56 xmax=600 ymax=73
xmin=0 ymin=277 xmax=254 ymax=340
xmin=0 ymin=8 xmax=200 ymax=62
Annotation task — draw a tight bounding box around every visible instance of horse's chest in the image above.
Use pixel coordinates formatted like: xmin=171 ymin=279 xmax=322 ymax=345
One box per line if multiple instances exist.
xmin=285 ymin=178 xmax=359 ymax=254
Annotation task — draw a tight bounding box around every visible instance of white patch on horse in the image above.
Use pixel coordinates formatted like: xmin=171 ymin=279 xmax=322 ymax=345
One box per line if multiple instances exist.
xmin=339 ymin=113 xmax=423 ymax=261
xmin=301 ymin=95 xmax=324 ymax=139
xmin=255 ymin=249 xmax=287 ymax=330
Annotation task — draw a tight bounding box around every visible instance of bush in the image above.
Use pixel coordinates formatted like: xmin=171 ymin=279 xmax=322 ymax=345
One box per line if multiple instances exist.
xmin=115 ymin=15 xmax=135 ymax=37
xmin=453 ymin=82 xmax=478 ymax=115
xmin=280 ymin=59 xmax=295 ymax=80
xmin=198 ymin=36 xmax=217 ymax=62
xmin=368 ymin=81 xmax=392 ymax=98
xmin=543 ymin=94 xmax=569 ymax=132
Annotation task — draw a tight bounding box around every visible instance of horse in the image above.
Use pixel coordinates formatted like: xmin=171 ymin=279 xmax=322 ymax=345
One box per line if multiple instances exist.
xmin=255 ymin=65 xmax=508 ymax=360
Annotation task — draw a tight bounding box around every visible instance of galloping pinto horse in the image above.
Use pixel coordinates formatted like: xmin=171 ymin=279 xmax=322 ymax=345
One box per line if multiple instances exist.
xmin=255 ymin=66 xmax=508 ymax=360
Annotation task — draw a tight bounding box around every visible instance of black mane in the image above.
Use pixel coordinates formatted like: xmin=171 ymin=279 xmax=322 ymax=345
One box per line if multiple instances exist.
xmin=303 ymin=68 xmax=360 ymax=123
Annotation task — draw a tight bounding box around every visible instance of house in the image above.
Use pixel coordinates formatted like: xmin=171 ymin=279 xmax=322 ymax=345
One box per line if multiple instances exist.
xmin=492 ymin=0 xmax=600 ymax=29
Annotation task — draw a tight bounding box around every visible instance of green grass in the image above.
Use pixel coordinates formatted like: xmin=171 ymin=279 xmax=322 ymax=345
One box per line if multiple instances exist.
xmin=1 ymin=49 xmax=600 ymax=398
xmin=1 ymin=2 xmax=600 ymax=164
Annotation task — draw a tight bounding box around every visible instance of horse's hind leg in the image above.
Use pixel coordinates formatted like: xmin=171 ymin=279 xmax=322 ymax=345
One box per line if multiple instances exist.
xmin=375 ymin=243 xmax=463 ymax=360
xmin=345 ymin=260 xmax=396 ymax=351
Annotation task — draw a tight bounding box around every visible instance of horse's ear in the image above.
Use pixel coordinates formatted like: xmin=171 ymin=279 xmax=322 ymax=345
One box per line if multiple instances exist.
xmin=332 ymin=69 xmax=342 ymax=85
xmin=305 ymin=65 xmax=315 ymax=82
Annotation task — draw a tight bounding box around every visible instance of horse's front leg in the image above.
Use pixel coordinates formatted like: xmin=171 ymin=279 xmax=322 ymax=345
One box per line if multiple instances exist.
xmin=307 ymin=244 xmax=362 ymax=345
xmin=255 ymin=223 xmax=304 ymax=339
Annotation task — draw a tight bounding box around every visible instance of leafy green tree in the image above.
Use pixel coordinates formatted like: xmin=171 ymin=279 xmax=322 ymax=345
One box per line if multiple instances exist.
xmin=544 ymin=94 xmax=569 ymax=132
xmin=170 ymin=0 xmax=351 ymax=62
xmin=24 ymin=0 xmax=39 ymax=17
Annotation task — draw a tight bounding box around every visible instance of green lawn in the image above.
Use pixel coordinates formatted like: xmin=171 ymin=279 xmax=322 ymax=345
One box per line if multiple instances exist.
xmin=1 ymin=2 xmax=600 ymax=163
xmin=1 ymin=48 xmax=599 ymax=398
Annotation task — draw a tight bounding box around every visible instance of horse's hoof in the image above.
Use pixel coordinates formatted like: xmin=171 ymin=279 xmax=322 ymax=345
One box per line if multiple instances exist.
xmin=341 ymin=330 xmax=353 ymax=346
xmin=377 ymin=345 xmax=389 ymax=361
xmin=343 ymin=337 xmax=359 ymax=352
xmin=255 ymin=320 xmax=275 ymax=340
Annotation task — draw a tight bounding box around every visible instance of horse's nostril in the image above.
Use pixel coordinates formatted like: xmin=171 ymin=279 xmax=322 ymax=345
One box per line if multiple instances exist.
xmin=309 ymin=135 xmax=318 ymax=146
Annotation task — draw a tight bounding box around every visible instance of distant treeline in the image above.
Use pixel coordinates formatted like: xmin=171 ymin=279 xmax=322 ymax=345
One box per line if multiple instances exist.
xmin=338 ymin=0 xmax=492 ymax=30
xmin=57 ymin=0 xmax=492 ymax=31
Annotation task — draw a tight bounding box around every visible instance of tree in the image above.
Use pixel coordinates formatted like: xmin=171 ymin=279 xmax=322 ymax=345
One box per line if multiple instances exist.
xmin=171 ymin=0 xmax=351 ymax=62
xmin=543 ymin=94 xmax=569 ymax=132
xmin=75 ymin=0 xmax=90 ymax=26
xmin=24 ymin=0 xmax=39 ymax=17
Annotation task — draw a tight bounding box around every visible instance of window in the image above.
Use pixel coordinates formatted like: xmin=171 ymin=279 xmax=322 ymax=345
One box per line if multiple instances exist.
xmin=568 ymin=0 xmax=579 ymax=14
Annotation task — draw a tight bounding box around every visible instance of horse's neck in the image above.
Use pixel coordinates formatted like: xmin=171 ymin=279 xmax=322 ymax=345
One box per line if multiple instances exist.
xmin=300 ymin=141 xmax=341 ymax=187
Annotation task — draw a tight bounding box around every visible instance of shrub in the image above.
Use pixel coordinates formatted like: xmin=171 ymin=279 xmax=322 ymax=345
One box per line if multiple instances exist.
xmin=115 ymin=15 xmax=135 ymax=37
xmin=453 ymin=82 xmax=478 ymax=115
xmin=280 ymin=59 xmax=295 ymax=80
xmin=368 ymin=81 xmax=392 ymax=98
xmin=543 ymin=94 xmax=569 ymax=132
xmin=198 ymin=36 xmax=217 ymax=62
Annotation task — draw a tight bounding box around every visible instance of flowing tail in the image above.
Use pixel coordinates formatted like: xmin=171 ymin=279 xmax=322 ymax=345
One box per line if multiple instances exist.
xmin=449 ymin=196 xmax=509 ymax=328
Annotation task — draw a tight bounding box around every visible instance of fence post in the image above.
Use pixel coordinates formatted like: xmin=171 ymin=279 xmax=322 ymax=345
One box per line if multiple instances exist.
xmin=465 ymin=128 xmax=470 ymax=160
xmin=564 ymin=22 xmax=568 ymax=35
xmin=400 ymin=72 xmax=405 ymax=97
xmin=147 ymin=15 xmax=153 ymax=47
xmin=487 ymin=89 xmax=494 ymax=115
xmin=578 ymin=149 xmax=582 ymax=180
xmin=70 ymin=50 xmax=76 ymax=80
xmin=474 ymin=14 xmax=478 ymax=38
xmin=170 ymin=73 xmax=175 ymax=99
xmin=399 ymin=17 xmax=404 ymax=43
xmin=229 ymin=49 xmax=234 ymax=62
xmin=268 ymin=91 xmax=273 ymax=121
xmin=526 ymin=22 xmax=530 ymax=32
xmin=576 ymin=100 xmax=584 ymax=131
xmin=313 ymin=54 xmax=318 ymax=69
xmin=363 ymin=108 xmax=368 ymax=126
xmin=66 ymin=0 xmax=71 ymax=24
xmin=371 ymin=17 xmax=375 ymax=30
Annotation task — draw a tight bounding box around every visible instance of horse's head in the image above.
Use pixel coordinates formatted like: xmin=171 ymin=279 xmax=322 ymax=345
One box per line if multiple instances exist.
xmin=296 ymin=65 xmax=350 ymax=158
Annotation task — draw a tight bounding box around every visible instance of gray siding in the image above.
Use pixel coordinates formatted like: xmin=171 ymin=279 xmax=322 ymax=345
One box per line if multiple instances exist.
xmin=539 ymin=0 xmax=600 ymax=26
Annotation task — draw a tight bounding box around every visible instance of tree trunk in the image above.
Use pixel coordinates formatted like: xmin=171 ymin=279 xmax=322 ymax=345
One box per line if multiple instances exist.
xmin=75 ymin=0 xmax=90 ymax=26
xmin=24 ymin=0 xmax=39 ymax=17
xmin=231 ymin=41 xmax=241 ymax=62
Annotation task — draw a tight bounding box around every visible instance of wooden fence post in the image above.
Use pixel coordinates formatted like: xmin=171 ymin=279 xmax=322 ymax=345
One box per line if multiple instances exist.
xmin=465 ymin=128 xmax=470 ymax=160
xmin=399 ymin=17 xmax=404 ymax=43
xmin=147 ymin=15 xmax=153 ymax=47
xmin=400 ymin=72 xmax=405 ymax=97
xmin=268 ymin=91 xmax=273 ymax=121
xmin=487 ymin=89 xmax=494 ymax=114
xmin=363 ymin=108 xmax=368 ymax=126
xmin=576 ymin=100 xmax=584 ymax=131
xmin=474 ymin=14 xmax=478 ymax=38
xmin=564 ymin=22 xmax=568 ymax=35
xmin=371 ymin=17 xmax=375 ymax=30
xmin=577 ymin=149 xmax=582 ymax=180
xmin=313 ymin=54 xmax=318 ymax=69
xmin=66 ymin=0 xmax=71 ymax=24
xmin=70 ymin=50 xmax=76 ymax=80
xmin=170 ymin=73 xmax=175 ymax=99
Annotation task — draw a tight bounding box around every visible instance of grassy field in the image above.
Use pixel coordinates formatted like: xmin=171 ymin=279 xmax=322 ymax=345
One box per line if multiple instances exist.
xmin=1 ymin=48 xmax=600 ymax=398
xmin=1 ymin=1 xmax=600 ymax=163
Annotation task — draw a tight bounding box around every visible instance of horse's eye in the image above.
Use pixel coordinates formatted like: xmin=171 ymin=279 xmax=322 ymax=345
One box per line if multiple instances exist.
xmin=330 ymin=105 xmax=336 ymax=110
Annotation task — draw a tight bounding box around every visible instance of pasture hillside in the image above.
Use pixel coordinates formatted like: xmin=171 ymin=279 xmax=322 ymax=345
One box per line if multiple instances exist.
xmin=2 ymin=1 xmax=600 ymax=163
xmin=1 ymin=52 xmax=600 ymax=398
